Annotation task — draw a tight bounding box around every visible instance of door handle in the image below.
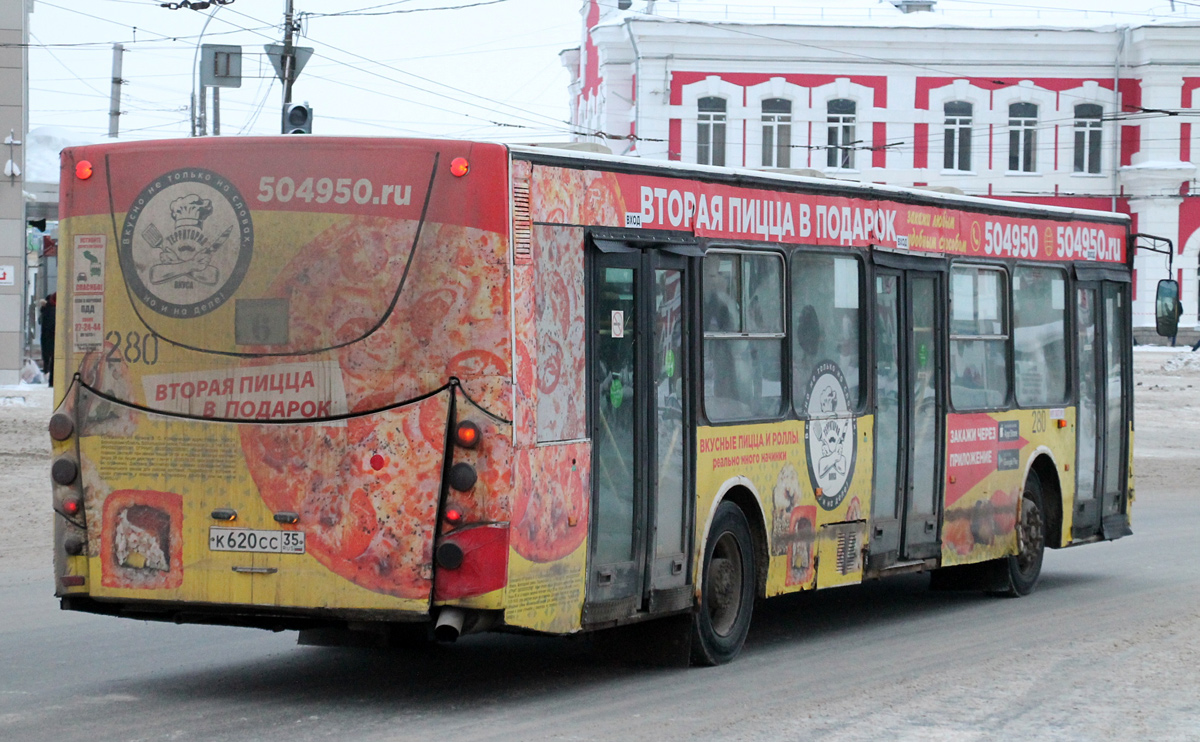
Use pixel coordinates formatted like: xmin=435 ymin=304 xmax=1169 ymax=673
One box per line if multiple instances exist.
xmin=597 ymin=569 xmax=614 ymax=585
xmin=925 ymin=521 xmax=935 ymax=533
xmin=671 ymin=558 xmax=684 ymax=576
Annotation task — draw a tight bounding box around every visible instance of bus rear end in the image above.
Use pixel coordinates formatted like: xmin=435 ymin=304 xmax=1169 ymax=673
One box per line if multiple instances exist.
xmin=52 ymin=137 xmax=514 ymax=630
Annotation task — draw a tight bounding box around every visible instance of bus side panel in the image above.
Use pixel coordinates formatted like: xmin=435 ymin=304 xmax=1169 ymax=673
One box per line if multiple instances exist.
xmin=501 ymin=218 xmax=590 ymax=634
xmin=694 ymin=416 xmax=872 ymax=598
xmin=942 ymin=407 xmax=1074 ymax=566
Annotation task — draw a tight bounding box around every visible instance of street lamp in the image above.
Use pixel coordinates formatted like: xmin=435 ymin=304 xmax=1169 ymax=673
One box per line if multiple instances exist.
xmin=159 ymin=0 xmax=236 ymax=136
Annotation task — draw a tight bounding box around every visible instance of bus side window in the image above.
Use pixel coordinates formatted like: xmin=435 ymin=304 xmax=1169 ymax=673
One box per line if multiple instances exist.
xmin=703 ymin=251 xmax=785 ymax=421
xmin=791 ymin=252 xmax=863 ymax=410
xmin=1013 ymin=266 xmax=1068 ymax=406
xmin=950 ymin=265 xmax=1010 ymax=410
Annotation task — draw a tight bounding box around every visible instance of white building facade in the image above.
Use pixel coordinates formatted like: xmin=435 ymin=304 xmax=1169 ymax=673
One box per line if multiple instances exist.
xmin=564 ymin=1 xmax=1200 ymax=339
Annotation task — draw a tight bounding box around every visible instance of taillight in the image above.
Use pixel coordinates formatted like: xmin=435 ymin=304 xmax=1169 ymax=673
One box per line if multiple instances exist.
xmin=454 ymin=420 xmax=480 ymax=448
xmin=369 ymin=454 xmax=386 ymax=471
xmin=61 ymin=497 xmax=82 ymax=516
xmin=444 ymin=508 xmax=463 ymax=525
xmin=450 ymin=157 xmax=470 ymax=177
xmin=51 ymin=458 xmax=78 ymax=486
xmin=448 ymin=462 xmax=477 ymax=492
xmin=49 ymin=413 xmax=74 ymax=441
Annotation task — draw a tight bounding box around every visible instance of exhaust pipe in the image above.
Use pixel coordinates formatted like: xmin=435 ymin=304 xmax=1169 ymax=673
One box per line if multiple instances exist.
xmin=434 ymin=607 xmax=465 ymax=643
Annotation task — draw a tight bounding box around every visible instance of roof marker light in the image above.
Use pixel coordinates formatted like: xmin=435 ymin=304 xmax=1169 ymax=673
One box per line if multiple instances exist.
xmin=450 ymin=157 xmax=470 ymax=177
xmin=75 ymin=160 xmax=93 ymax=180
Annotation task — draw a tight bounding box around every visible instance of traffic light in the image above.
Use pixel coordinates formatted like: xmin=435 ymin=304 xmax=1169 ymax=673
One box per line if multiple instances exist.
xmin=283 ymin=102 xmax=313 ymax=134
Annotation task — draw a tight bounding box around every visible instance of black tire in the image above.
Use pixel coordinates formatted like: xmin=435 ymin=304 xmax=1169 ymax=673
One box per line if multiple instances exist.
xmin=691 ymin=501 xmax=755 ymax=666
xmin=997 ymin=473 xmax=1047 ymax=597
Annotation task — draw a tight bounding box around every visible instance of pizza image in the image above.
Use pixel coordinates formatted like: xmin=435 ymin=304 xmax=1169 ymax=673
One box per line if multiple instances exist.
xmin=511 ymin=446 xmax=588 ymax=562
xmin=238 ymin=215 xmax=514 ymax=598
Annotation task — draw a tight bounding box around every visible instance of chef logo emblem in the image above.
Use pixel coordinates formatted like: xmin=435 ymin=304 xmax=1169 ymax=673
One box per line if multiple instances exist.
xmin=804 ymin=361 xmax=857 ymax=510
xmin=120 ymin=168 xmax=253 ymax=318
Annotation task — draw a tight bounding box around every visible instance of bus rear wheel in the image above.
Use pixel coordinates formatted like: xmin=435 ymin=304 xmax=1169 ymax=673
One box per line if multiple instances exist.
xmin=691 ymin=501 xmax=755 ymax=666
xmin=996 ymin=474 xmax=1046 ymax=597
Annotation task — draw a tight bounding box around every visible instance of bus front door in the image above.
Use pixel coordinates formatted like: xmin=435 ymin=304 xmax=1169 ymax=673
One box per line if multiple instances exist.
xmin=1073 ymin=284 xmax=1102 ymax=537
xmin=870 ymin=269 xmax=944 ymax=567
xmin=1073 ymin=280 xmax=1131 ymax=540
xmin=585 ymin=246 xmax=692 ymax=624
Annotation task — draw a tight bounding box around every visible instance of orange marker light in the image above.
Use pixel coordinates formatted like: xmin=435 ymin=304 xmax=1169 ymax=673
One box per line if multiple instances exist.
xmin=75 ymin=160 xmax=93 ymax=180
xmin=450 ymin=157 xmax=470 ymax=177
xmin=455 ymin=420 xmax=480 ymax=449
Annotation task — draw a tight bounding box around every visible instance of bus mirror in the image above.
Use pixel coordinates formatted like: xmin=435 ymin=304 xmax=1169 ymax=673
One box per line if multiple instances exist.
xmin=1155 ymin=279 xmax=1180 ymax=337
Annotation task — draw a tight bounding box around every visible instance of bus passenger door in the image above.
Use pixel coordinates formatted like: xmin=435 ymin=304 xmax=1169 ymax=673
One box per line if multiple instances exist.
xmin=585 ymin=246 xmax=692 ymax=621
xmin=1098 ymin=282 xmax=1131 ymax=538
xmin=1072 ymin=283 xmax=1102 ymax=538
xmin=869 ymin=269 xmax=944 ymax=567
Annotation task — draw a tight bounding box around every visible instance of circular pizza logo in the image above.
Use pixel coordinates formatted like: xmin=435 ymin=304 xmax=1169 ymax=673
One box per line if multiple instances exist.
xmin=120 ymin=168 xmax=253 ymax=318
xmin=804 ymin=361 xmax=857 ymax=511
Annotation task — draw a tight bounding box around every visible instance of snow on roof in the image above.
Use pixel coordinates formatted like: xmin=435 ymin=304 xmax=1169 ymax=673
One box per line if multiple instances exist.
xmin=601 ymin=0 xmax=1199 ymax=31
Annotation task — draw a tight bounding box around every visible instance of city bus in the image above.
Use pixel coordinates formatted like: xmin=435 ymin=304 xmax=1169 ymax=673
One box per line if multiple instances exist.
xmin=50 ymin=137 xmax=1161 ymax=665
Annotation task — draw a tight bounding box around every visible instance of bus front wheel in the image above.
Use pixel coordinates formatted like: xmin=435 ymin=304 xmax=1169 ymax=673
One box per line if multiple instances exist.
xmin=997 ymin=474 xmax=1046 ymax=597
xmin=691 ymin=501 xmax=755 ymax=666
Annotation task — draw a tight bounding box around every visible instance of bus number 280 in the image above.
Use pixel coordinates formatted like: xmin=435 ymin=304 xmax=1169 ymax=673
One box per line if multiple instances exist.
xmin=105 ymin=331 xmax=160 ymax=365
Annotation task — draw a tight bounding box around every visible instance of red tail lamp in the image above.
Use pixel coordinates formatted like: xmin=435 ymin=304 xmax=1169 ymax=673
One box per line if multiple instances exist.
xmin=370 ymin=454 xmax=386 ymax=471
xmin=75 ymin=160 xmax=93 ymax=180
xmin=454 ymin=420 xmax=480 ymax=449
xmin=449 ymin=157 xmax=470 ymax=177
xmin=61 ymin=497 xmax=82 ymax=516
xmin=444 ymin=508 xmax=463 ymax=525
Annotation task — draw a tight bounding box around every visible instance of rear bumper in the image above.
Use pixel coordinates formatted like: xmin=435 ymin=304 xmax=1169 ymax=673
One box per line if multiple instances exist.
xmin=59 ymin=594 xmax=431 ymax=632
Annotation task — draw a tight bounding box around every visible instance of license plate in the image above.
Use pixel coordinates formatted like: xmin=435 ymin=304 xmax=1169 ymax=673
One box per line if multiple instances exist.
xmin=209 ymin=527 xmax=305 ymax=554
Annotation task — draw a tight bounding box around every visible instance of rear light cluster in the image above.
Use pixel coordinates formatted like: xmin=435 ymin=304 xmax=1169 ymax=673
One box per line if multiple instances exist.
xmin=50 ymin=410 xmax=88 ymax=587
xmin=435 ymin=419 xmax=483 ymax=571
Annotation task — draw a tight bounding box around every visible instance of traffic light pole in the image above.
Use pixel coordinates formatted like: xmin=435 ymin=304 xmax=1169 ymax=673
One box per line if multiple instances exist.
xmin=281 ymin=0 xmax=296 ymax=117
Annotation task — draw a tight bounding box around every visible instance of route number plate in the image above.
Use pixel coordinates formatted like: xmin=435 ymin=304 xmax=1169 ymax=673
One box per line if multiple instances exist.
xmin=209 ymin=527 xmax=305 ymax=554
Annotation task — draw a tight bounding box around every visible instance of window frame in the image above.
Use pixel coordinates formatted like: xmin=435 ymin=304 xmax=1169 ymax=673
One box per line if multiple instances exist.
xmin=1073 ymin=104 xmax=1103 ymax=175
xmin=697 ymin=96 xmax=728 ymax=167
xmin=948 ymin=261 xmax=1013 ymax=412
xmin=1007 ymin=102 xmax=1038 ymax=174
xmin=826 ymin=99 xmax=857 ymax=170
xmin=942 ymin=101 xmax=973 ymax=173
xmin=761 ymin=98 xmax=793 ymax=169
xmin=701 ymin=247 xmax=789 ymax=424
xmin=789 ymin=247 xmax=869 ymax=418
xmin=1011 ymin=262 xmax=1071 ymax=409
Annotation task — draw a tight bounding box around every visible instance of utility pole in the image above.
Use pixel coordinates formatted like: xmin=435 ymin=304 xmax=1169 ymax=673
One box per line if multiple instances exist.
xmin=282 ymin=0 xmax=296 ymax=108
xmin=108 ymin=43 xmax=124 ymax=138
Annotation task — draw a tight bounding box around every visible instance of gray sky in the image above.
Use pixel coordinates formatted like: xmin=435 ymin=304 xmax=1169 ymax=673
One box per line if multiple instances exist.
xmin=29 ymin=0 xmax=582 ymax=143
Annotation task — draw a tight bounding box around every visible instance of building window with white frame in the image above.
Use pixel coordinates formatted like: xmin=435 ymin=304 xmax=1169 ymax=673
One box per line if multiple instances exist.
xmin=1074 ymin=103 xmax=1103 ymax=174
xmin=943 ymin=101 xmax=972 ymax=171
xmin=698 ymin=96 xmax=727 ymax=167
xmin=1008 ymin=102 xmax=1038 ymax=172
xmin=762 ymin=98 xmax=792 ymax=168
xmin=827 ymin=99 xmax=856 ymax=169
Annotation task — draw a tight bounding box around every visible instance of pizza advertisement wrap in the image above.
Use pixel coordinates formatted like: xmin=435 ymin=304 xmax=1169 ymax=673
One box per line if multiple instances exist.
xmin=57 ymin=139 xmax=532 ymax=611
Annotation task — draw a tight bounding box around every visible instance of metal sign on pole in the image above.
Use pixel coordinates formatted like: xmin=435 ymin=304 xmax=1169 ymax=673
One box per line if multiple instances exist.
xmin=200 ymin=44 xmax=243 ymax=88
xmin=263 ymin=44 xmax=313 ymax=87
